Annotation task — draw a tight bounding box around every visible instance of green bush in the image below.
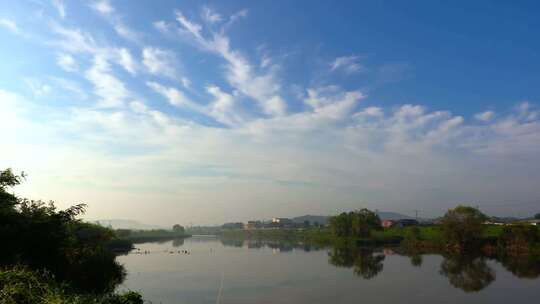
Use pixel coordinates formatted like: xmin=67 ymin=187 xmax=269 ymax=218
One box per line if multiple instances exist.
xmin=441 ymin=205 xmax=487 ymax=249
xmin=0 ymin=267 xmax=143 ymax=304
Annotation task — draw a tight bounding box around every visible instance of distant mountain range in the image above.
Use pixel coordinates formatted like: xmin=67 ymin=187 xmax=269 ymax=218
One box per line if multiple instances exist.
xmin=93 ymin=219 xmax=165 ymax=230
xmin=292 ymin=211 xmax=423 ymax=225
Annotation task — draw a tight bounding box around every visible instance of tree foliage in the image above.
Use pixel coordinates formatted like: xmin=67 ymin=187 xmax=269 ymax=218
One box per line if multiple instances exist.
xmin=498 ymin=224 xmax=539 ymax=252
xmin=329 ymin=209 xmax=381 ymax=238
xmin=0 ymin=168 xmax=135 ymax=296
xmin=173 ymin=224 xmax=185 ymax=233
xmin=441 ymin=205 xmax=487 ymax=249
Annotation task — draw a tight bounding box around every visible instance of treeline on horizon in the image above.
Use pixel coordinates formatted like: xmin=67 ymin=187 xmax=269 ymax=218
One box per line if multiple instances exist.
xmin=0 ymin=168 xmax=144 ymax=304
xmin=221 ymin=206 xmax=540 ymax=256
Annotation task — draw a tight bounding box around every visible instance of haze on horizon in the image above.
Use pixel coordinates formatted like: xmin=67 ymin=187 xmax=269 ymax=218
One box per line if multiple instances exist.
xmin=1 ymin=0 xmax=540 ymax=226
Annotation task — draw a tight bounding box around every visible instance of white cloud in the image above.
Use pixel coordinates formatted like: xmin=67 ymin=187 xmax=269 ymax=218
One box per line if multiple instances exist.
xmin=142 ymin=47 xmax=177 ymax=79
xmin=153 ymin=20 xmax=170 ymax=33
xmin=175 ymin=11 xmax=286 ymax=116
xmin=181 ymin=77 xmax=191 ymax=89
xmin=202 ymin=6 xmax=222 ymax=24
xmin=89 ymin=0 xmax=114 ymax=15
xmin=24 ymin=79 xmax=52 ymax=97
xmin=49 ymin=23 xmax=98 ymax=54
xmin=225 ymin=9 xmax=248 ymax=28
xmin=146 ymin=81 xmax=201 ymax=112
xmin=331 ymin=55 xmax=363 ymax=74
xmin=52 ymin=0 xmax=66 ymax=19
xmin=49 ymin=76 xmax=88 ymax=100
xmin=56 ymin=53 xmax=77 ymax=72
xmin=475 ymin=111 xmax=494 ymax=122
xmin=116 ymin=48 xmax=137 ymax=75
xmin=207 ymin=85 xmax=244 ymax=126
xmin=85 ymin=55 xmax=130 ymax=108
xmin=0 ymin=18 xmax=19 ymax=34
xmin=114 ymin=22 xmax=140 ymax=42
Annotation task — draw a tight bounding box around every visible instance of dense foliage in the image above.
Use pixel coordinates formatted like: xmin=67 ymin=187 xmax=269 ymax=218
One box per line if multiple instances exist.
xmin=329 ymin=209 xmax=381 ymax=238
xmin=498 ymin=224 xmax=539 ymax=252
xmin=0 ymin=168 xmax=143 ymax=302
xmin=0 ymin=266 xmax=143 ymax=304
xmin=441 ymin=205 xmax=488 ymax=249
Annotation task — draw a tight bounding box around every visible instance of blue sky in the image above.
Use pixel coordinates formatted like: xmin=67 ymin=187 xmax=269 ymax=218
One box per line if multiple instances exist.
xmin=1 ymin=0 xmax=540 ymax=225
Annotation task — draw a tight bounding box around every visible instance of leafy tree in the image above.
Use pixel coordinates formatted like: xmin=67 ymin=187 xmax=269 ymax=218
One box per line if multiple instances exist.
xmin=351 ymin=209 xmax=381 ymax=238
xmin=329 ymin=212 xmax=351 ymax=237
xmin=0 ymin=168 xmax=24 ymax=212
xmin=0 ymin=168 xmax=129 ymax=294
xmin=498 ymin=224 xmax=539 ymax=252
xmin=173 ymin=224 xmax=185 ymax=234
xmin=329 ymin=209 xmax=381 ymax=238
xmin=441 ymin=205 xmax=488 ymax=249
xmin=535 ymin=213 xmax=540 ymax=220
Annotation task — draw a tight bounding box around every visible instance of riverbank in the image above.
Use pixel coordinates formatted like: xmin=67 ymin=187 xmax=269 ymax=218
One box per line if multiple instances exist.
xmin=220 ymin=225 xmax=540 ymax=255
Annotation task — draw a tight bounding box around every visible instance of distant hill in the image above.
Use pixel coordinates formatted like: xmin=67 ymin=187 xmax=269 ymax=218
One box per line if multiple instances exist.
xmin=376 ymin=211 xmax=416 ymax=220
xmin=292 ymin=211 xmax=422 ymax=225
xmin=93 ymin=219 xmax=165 ymax=230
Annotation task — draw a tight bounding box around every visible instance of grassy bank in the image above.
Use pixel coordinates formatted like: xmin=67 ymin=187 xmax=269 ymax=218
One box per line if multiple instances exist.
xmin=0 ymin=266 xmax=143 ymax=304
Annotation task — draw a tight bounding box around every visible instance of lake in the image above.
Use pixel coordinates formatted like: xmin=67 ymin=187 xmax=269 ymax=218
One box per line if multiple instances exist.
xmin=117 ymin=236 xmax=540 ymax=304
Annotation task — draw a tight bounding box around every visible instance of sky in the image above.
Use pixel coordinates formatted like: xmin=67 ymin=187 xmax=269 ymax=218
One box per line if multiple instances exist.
xmin=1 ymin=0 xmax=540 ymax=226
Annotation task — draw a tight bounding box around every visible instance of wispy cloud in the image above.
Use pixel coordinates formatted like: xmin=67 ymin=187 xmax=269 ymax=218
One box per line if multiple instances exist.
xmin=201 ymin=6 xmax=222 ymax=24
xmin=146 ymin=81 xmax=201 ymax=112
xmin=51 ymin=0 xmax=66 ymax=19
xmin=142 ymin=47 xmax=178 ymax=79
xmin=475 ymin=111 xmax=494 ymax=122
xmin=175 ymin=9 xmax=286 ymax=116
xmin=89 ymin=0 xmax=114 ymax=16
xmin=85 ymin=55 xmax=131 ymax=108
xmin=331 ymin=55 xmax=363 ymax=74
xmin=56 ymin=53 xmax=77 ymax=72
xmin=0 ymin=18 xmax=20 ymax=34
xmin=116 ymin=48 xmax=137 ymax=75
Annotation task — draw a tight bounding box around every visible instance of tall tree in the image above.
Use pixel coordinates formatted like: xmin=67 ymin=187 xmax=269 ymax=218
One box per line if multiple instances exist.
xmin=441 ymin=205 xmax=487 ymax=249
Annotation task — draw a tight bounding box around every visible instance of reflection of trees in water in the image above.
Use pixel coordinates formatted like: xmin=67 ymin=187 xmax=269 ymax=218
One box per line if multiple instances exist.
xmin=172 ymin=238 xmax=185 ymax=247
xmin=439 ymin=255 xmax=495 ymax=292
xmin=220 ymin=239 xmax=244 ymax=247
xmin=218 ymin=238 xmax=324 ymax=252
xmin=328 ymin=245 xmax=385 ymax=279
xmin=498 ymin=255 xmax=540 ymax=279
xmin=410 ymin=254 xmax=423 ymax=267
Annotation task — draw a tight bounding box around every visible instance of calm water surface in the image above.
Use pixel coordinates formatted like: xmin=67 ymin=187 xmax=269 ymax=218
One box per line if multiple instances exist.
xmin=117 ymin=236 xmax=540 ymax=304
